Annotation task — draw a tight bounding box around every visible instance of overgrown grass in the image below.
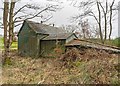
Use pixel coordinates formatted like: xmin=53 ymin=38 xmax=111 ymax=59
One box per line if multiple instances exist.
xmin=2 ymin=50 xmax=119 ymax=84
xmin=110 ymin=37 xmax=120 ymax=47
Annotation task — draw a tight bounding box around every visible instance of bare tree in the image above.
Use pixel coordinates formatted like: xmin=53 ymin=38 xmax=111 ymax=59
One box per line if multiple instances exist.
xmin=3 ymin=0 xmax=9 ymax=57
xmin=61 ymin=25 xmax=78 ymax=33
xmin=91 ymin=25 xmax=100 ymax=38
xmin=70 ymin=0 xmax=117 ymax=44
xmin=8 ymin=1 xmax=15 ymax=51
xmin=109 ymin=0 xmax=115 ymax=40
xmin=13 ymin=4 xmax=59 ymax=23
xmin=96 ymin=1 xmax=104 ymax=43
xmin=80 ymin=19 xmax=91 ymax=39
xmin=99 ymin=0 xmax=108 ymax=41
xmin=71 ymin=0 xmax=104 ymax=43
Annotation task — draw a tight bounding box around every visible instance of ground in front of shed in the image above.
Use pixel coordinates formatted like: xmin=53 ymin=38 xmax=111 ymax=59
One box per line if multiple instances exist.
xmin=2 ymin=48 xmax=119 ymax=84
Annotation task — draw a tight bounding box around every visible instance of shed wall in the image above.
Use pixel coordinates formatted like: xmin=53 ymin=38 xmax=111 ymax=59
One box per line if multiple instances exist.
xmin=18 ymin=22 xmax=37 ymax=57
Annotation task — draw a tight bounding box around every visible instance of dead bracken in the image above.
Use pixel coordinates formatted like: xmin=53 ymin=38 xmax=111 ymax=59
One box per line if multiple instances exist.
xmin=2 ymin=48 xmax=119 ymax=84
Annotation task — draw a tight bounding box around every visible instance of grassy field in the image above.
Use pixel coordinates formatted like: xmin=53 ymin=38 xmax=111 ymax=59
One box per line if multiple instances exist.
xmin=89 ymin=37 xmax=120 ymax=47
xmin=0 ymin=37 xmax=4 ymax=49
xmin=0 ymin=37 xmax=17 ymax=50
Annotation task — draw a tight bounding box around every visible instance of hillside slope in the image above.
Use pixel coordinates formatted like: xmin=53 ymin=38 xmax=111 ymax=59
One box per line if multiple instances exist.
xmin=2 ymin=48 xmax=119 ymax=84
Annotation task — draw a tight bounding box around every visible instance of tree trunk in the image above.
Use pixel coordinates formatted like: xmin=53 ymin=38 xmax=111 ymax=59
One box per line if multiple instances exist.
xmin=3 ymin=1 xmax=9 ymax=57
xmin=8 ymin=1 xmax=15 ymax=50
xmin=104 ymin=0 xmax=108 ymax=41
xmin=99 ymin=0 xmax=108 ymax=42
xmin=109 ymin=0 xmax=115 ymax=40
xmin=97 ymin=1 xmax=104 ymax=44
xmin=109 ymin=6 xmax=112 ymax=40
xmin=104 ymin=13 xmax=107 ymax=41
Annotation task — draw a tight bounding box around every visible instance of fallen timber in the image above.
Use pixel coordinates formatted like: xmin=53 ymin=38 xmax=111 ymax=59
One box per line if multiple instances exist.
xmin=65 ymin=39 xmax=120 ymax=54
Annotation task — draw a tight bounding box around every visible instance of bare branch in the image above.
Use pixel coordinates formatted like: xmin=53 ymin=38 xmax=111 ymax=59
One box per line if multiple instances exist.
xmin=14 ymin=14 xmax=33 ymax=21
xmin=14 ymin=23 xmax=23 ymax=27
xmin=111 ymin=0 xmax=115 ymax=7
xmin=0 ymin=22 xmax=3 ymax=29
xmin=0 ymin=22 xmax=2 ymax=25
xmin=0 ymin=26 xmax=3 ymax=29
xmin=99 ymin=2 xmax=106 ymax=14
xmin=42 ymin=15 xmax=53 ymax=22
xmin=14 ymin=5 xmax=27 ymax=17
xmin=0 ymin=7 xmax=4 ymax=10
xmin=78 ymin=0 xmax=94 ymax=8
xmin=14 ymin=5 xmax=58 ymax=23
xmin=88 ymin=12 xmax=99 ymax=24
xmin=26 ymin=4 xmax=41 ymax=10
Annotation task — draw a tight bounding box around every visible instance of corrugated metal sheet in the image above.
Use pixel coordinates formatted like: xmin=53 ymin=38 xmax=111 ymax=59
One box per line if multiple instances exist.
xmin=42 ymin=33 xmax=73 ymax=40
xmin=26 ymin=20 xmax=65 ymax=34
xmin=65 ymin=39 xmax=120 ymax=53
xmin=26 ymin=20 xmax=75 ymax=40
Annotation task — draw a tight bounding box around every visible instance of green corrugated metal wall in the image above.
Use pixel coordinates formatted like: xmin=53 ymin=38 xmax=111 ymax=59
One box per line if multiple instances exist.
xmin=18 ymin=21 xmax=38 ymax=57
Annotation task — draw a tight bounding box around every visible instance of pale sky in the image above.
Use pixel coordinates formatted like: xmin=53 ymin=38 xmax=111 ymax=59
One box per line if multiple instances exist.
xmin=0 ymin=0 xmax=119 ymax=38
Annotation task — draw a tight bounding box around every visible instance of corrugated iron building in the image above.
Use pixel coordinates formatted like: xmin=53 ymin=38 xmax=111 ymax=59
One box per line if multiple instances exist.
xmin=18 ymin=20 xmax=76 ymax=57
